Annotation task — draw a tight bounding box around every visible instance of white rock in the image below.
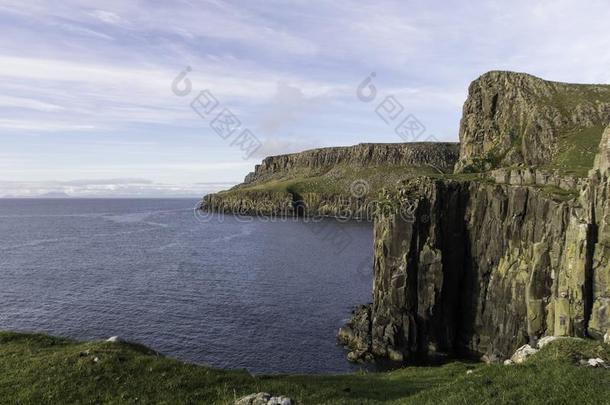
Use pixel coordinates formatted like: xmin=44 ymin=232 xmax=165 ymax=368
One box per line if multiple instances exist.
xmin=537 ymin=336 xmax=559 ymax=349
xmin=604 ymin=331 xmax=610 ymax=344
xmin=510 ymin=344 xmax=538 ymax=364
xmin=234 ymin=393 xmax=292 ymax=405
xmin=106 ymin=336 xmax=121 ymax=343
xmin=503 ymin=359 xmax=513 ymax=365
xmin=587 ymin=358 xmax=605 ymax=368
xmin=466 ymin=370 xmax=474 ymax=374
xmin=268 ymin=397 xmax=292 ymax=405
xmin=235 ymin=393 xmax=270 ymax=405
xmin=93 ymin=357 xmax=99 ymax=363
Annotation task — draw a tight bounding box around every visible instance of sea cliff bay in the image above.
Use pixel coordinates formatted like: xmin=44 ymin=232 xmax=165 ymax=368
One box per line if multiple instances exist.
xmin=3 ymin=71 xmax=610 ymax=404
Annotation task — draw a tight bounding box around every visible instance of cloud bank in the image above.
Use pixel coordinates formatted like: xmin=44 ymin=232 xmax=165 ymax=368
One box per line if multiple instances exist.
xmin=1 ymin=0 xmax=609 ymax=196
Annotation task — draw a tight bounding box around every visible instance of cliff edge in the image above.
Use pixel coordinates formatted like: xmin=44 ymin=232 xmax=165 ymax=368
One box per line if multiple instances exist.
xmin=339 ymin=73 xmax=610 ymax=363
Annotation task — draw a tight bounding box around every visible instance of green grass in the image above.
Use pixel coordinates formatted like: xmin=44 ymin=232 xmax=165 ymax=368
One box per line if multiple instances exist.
xmin=1 ymin=332 xmax=609 ymax=404
xmin=547 ymin=125 xmax=606 ymax=177
xmin=538 ymin=185 xmax=579 ymax=202
xmin=222 ymin=165 xmax=441 ymax=199
xmin=535 ymin=83 xmax=610 ymax=177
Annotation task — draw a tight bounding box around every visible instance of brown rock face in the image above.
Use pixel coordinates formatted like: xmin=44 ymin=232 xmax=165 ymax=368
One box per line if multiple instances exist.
xmin=456 ymin=71 xmax=610 ymax=173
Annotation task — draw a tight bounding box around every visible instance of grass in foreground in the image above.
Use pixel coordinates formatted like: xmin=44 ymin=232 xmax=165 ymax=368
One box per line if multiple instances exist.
xmin=0 ymin=332 xmax=608 ymax=404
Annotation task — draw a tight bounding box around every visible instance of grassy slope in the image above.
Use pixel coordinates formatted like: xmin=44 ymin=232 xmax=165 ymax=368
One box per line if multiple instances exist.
xmin=218 ymin=165 xmax=442 ymax=199
xmin=1 ymin=332 xmax=609 ymax=405
xmin=537 ymin=83 xmax=610 ymax=177
xmin=547 ymin=125 xmax=608 ymax=177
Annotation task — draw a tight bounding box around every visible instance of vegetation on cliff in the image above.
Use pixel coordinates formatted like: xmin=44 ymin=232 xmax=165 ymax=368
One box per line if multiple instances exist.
xmin=1 ymin=332 xmax=608 ymax=404
xmin=202 ymin=143 xmax=459 ymax=218
xmin=457 ymin=71 xmax=610 ymax=176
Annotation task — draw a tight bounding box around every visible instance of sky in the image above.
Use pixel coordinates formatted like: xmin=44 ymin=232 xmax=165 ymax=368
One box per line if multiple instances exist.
xmin=1 ymin=0 xmax=610 ymax=197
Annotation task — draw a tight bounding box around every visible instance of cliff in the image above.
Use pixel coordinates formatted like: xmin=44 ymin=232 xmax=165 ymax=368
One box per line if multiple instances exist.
xmin=198 ymin=70 xmax=610 ymax=364
xmin=456 ymin=71 xmax=610 ymax=175
xmin=203 ymin=142 xmax=459 ymax=218
xmin=242 ymin=143 xmax=460 ymax=185
xmin=339 ymin=74 xmax=610 ymax=363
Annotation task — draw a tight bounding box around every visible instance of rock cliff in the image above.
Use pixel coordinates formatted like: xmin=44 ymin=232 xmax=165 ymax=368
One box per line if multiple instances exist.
xmin=202 ymin=142 xmax=459 ymax=218
xmin=198 ymin=70 xmax=610 ymax=364
xmin=339 ymin=74 xmax=610 ymax=363
xmin=456 ymin=71 xmax=610 ymax=175
xmin=242 ymin=142 xmax=459 ymax=185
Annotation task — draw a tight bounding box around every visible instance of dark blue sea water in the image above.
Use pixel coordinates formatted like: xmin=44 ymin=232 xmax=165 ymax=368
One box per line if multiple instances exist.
xmin=0 ymin=199 xmax=373 ymax=374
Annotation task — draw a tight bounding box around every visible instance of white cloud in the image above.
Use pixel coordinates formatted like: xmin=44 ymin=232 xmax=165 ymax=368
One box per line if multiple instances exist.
xmin=250 ymin=136 xmax=322 ymax=159
xmin=0 ymin=96 xmax=64 ymax=112
xmin=0 ymin=178 xmax=232 ymax=198
xmin=0 ymin=119 xmax=95 ymax=131
xmin=90 ymin=9 xmax=124 ymax=25
xmin=1 ymin=0 xmax=610 ymax=195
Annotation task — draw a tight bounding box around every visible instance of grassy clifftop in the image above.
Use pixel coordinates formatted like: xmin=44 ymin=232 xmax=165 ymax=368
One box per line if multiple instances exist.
xmin=1 ymin=331 xmax=609 ymax=404
xmin=203 ymin=143 xmax=459 ymax=217
xmin=457 ymin=71 xmax=610 ymax=176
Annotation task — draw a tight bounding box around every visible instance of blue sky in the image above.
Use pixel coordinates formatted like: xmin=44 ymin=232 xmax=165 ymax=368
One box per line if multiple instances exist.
xmin=1 ymin=0 xmax=610 ymax=197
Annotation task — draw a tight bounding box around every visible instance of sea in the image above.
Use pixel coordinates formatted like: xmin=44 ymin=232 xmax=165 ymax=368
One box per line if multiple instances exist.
xmin=0 ymin=198 xmax=373 ymax=374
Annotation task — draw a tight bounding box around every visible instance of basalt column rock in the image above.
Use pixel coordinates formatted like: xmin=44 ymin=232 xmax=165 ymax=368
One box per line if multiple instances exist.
xmin=588 ymin=125 xmax=610 ymax=340
xmin=341 ymin=178 xmax=596 ymax=362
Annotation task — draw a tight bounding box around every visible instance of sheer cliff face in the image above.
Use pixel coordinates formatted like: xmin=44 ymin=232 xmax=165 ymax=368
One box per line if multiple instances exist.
xmin=363 ymin=179 xmax=594 ymax=361
xmin=589 ymin=125 xmax=610 ymax=339
xmin=339 ymin=77 xmax=610 ymax=363
xmin=456 ymin=71 xmax=610 ymax=173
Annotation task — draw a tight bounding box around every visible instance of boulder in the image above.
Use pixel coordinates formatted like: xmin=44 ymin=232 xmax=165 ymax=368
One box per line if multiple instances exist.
xmin=106 ymin=336 xmax=122 ymax=343
xmin=510 ymin=344 xmax=538 ymax=364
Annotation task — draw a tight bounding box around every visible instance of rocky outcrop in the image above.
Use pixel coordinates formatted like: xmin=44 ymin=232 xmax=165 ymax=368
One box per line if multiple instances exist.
xmin=203 ymin=191 xmax=294 ymax=217
xmin=340 ymin=83 xmax=610 ymax=363
xmin=456 ymin=71 xmax=610 ymax=173
xmin=242 ymin=142 xmax=459 ymax=185
xmin=338 ymin=72 xmax=610 ymax=364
